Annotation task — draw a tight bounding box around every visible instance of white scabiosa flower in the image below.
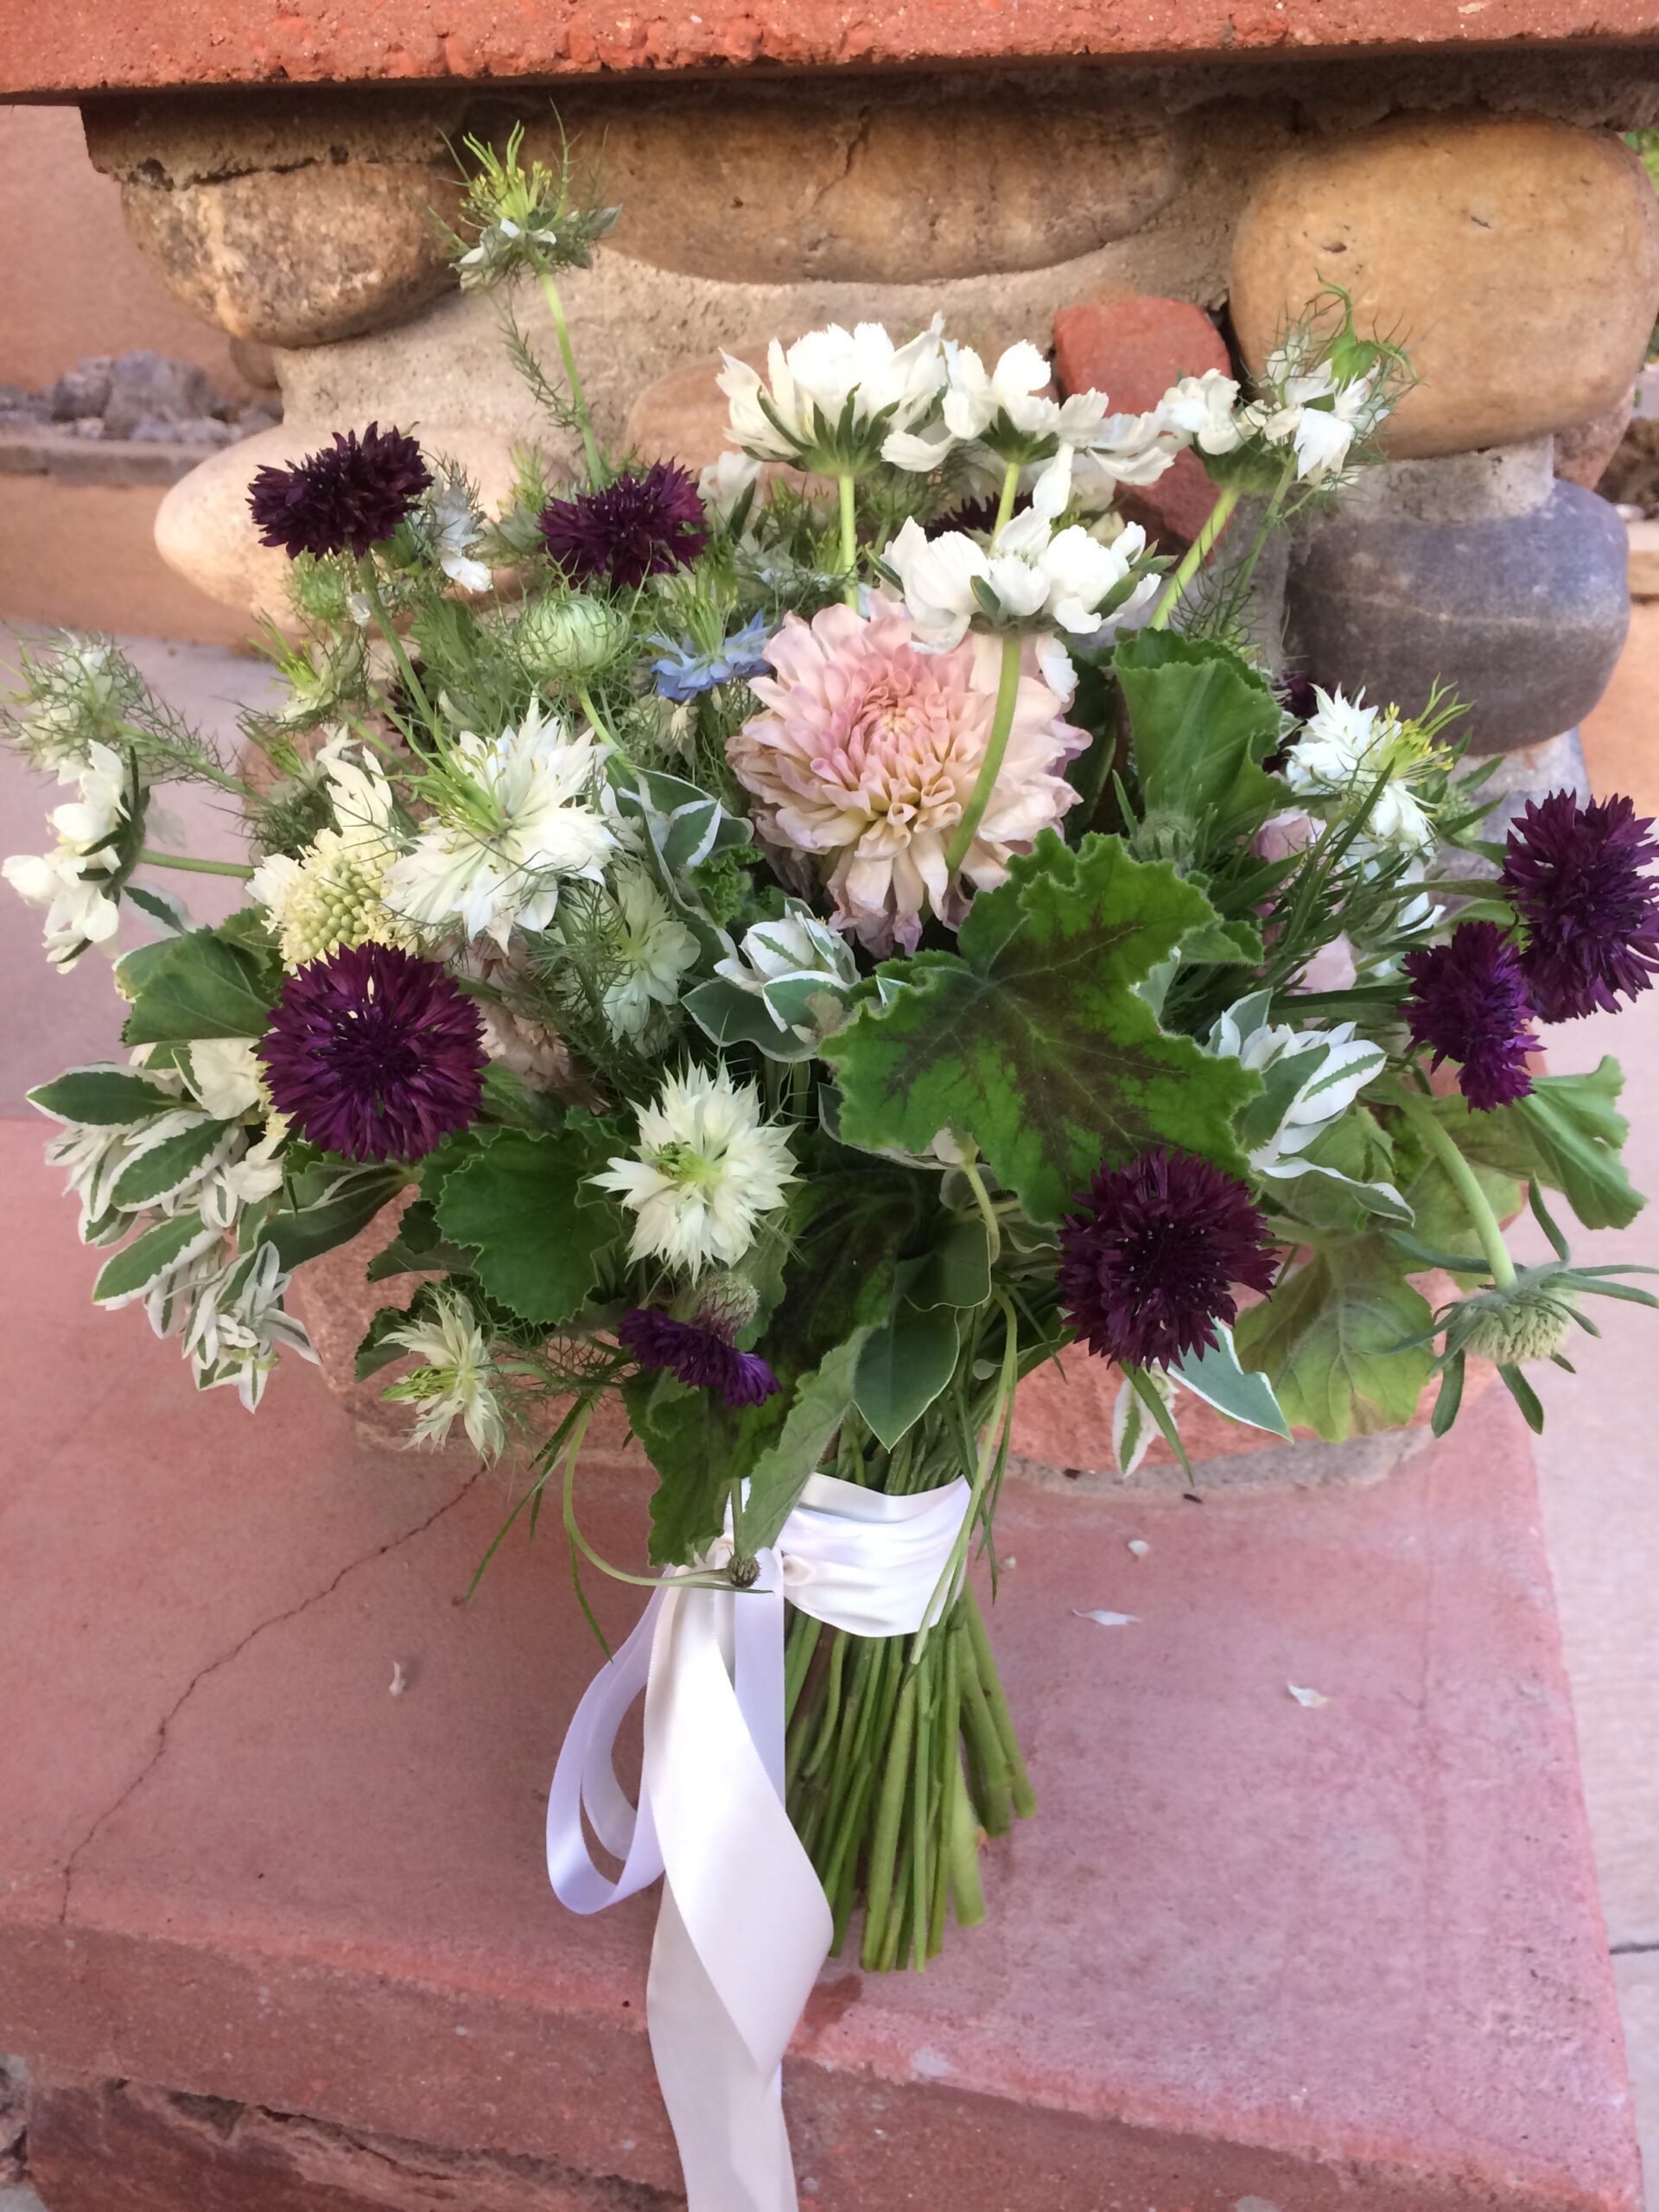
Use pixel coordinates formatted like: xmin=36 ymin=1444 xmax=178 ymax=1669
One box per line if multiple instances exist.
xmin=698 ymin=450 xmax=763 ymax=524
xmin=594 ymin=1064 xmax=797 ymax=1277
xmin=1159 ymin=369 xmax=1245 ymax=456
xmin=383 ymin=702 xmax=617 ymax=949
xmin=883 ymin=511 xmax=1158 ymax=652
xmin=250 ymin=741 xmax=415 ymax=969
xmin=719 ymin=318 xmax=948 ymax=474
xmin=383 ymin=1288 xmax=507 ymax=1456
xmin=421 ymin=469 xmax=493 ymax=594
xmin=601 ymin=864 xmax=701 ymax=1041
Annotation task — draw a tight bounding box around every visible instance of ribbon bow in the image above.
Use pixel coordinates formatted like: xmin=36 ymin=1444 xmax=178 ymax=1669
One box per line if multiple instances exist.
xmin=547 ymin=1470 xmax=972 ymax=2211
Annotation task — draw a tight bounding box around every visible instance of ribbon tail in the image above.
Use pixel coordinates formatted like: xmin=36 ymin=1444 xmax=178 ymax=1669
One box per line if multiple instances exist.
xmin=649 ymin=1885 xmax=798 ymax=2212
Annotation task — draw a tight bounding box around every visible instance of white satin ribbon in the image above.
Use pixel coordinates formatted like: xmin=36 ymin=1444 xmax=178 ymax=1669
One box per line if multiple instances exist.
xmin=546 ymin=1470 xmax=972 ymax=2212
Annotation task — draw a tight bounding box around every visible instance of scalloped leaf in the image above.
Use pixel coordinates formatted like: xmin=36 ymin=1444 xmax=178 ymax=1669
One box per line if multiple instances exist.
xmin=435 ymin=1122 xmax=623 ymax=1326
xmin=825 ymin=831 xmax=1257 ymax=1224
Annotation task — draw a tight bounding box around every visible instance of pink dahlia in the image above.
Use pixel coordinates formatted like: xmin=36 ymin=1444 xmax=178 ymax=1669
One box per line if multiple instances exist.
xmin=728 ymin=594 xmax=1086 ymax=955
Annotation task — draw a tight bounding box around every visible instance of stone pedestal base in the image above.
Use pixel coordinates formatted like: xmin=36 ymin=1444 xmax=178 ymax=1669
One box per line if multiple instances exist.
xmin=0 ymin=1120 xmax=1641 ymax=2212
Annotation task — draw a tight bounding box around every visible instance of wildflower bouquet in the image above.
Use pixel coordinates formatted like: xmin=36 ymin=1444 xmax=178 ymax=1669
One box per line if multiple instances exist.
xmin=8 ymin=133 xmax=1657 ymax=2208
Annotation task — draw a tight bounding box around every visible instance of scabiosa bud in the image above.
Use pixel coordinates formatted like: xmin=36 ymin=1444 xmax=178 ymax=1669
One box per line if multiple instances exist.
xmin=1058 ymin=1146 xmax=1278 ymax=1370
xmin=1498 ymin=788 xmax=1659 ymax=1022
xmin=258 ymin=944 xmax=486 ymax=1162
xmin=1456 ymin=1281 xmax=1576 ymax=1366
xmin=537 ymin=462 xmax=709 ymax=591
xmin=618 ymin=1306 xmax=780 ymax=1409
xmin=1403 ymin=920 xmax=1541 ymax=1112
xmin=248 ymin=423 xmax=433 ymax=561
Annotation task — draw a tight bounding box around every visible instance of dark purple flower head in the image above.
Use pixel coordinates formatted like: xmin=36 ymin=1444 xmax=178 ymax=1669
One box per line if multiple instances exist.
xmin=1402 ymin=920 xmax=1541 ymax=1112
xmin=619 ymin=1306 xmax=779 ymax=1410
xmin=1499 ymin=788 xmax=1659 ymax=1022
xmin=1058 ymin=1147 xmax=1277 ymax=1371
xmin=248 ymin=423 xmax=432 ymax=561
xmin=258 ymin=944 xmax=486 ymax=1162
xmin=537 ymin=463 xmax=709 ymax=591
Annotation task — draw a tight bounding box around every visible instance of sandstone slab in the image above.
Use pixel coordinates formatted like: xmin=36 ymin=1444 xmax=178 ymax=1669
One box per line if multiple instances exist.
xmin=0 ymin=1120 xmax=1641 ymax=2210
xmin=1232 ymin=113 xmax=1659 ymax=460
xmin=13 ymin=1 xmax=1659 ymax=92
xmin=120 ymin=162 xmax=462 ymax=349
xmin=537 ymin=87 xmax=1181 ymax=284
xmin=1288 ymin=478 xmax=1631 ymax=752
xmin=154 ymin=421 xmax=520 ymax=623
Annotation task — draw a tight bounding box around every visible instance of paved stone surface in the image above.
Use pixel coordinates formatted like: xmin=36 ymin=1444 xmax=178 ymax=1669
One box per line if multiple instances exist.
xmin=0 ymin=480 xmax=251 ymax=646
xmin=0 ymin=1112 xmax=1640 ymax=2209
xmin=1288 ymin=478 xmax=1630 ymax=753
xmin=10 ymin=0 xmax=1659 ymax=92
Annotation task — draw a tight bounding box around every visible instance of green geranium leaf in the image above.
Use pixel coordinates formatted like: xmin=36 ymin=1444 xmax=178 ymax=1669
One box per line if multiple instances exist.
xmin=92 ymin=1212 xmax=223 ymax=1308
xmin=28 ymin=1065 xmax=181 ymax=1126
xmin=1425 ymin=1060 xmax=1643 ymax=1232
xmin=1234 ymin=1234 xmax=1434 ymax=1442
xmin=825 ymin=832 xmax=1258 ymax=1223
xmin=118 ymin=927 xmax=277 ymax=1046
xmin=365 ymin=1198 xmax=477 ymax=1281
xmin=435 ymin=1122 xmax=623 ymax=1326
xmin=1113 ymin=631 xmax=1282 ymax=833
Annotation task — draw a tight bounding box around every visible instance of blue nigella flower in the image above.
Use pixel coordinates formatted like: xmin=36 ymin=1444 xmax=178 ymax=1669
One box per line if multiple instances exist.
xmin=649 ymin=613 xmax=773 ymax=702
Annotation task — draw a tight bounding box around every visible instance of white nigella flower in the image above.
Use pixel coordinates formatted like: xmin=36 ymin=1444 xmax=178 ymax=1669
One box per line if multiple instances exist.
xmin=182 ymin=1241 xmax=317 ymax=1413
xmin=383 ymin=1288 xmax=507 ymax=1457
xmin=383 ymin=702 xmax=616 ymax=949
xmin=1159 ymin=369 xmax=1245 ymax=456
xmin=421 ymin=470 xmax=493 ymax=594
xmin=1285 ymin=686 xmax=1438 ymax=853
xmin=601 ymin=864 xmax=700 ymax=1041
xmin=719 ymin=318 xmax=948 ymax=474
xmin=250 ymin=741 xmax=414 ymax=969
xmin=1251 ymin=346 xmax=1385 ymax=484
xmin=3 ymin=739 xmax=130 ymax=969
xmin=883 ymin=510 xmax=1158 ymax=651
xmin=593 ymin=1063 xmax=797 ymax=1277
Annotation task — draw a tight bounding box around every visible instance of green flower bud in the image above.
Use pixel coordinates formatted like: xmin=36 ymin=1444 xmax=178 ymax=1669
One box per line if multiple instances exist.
xmin=697 ymin=1270 xmax=761 ymax=1338
xmin=1130 ymin=808 xmax=1198 ymax=873
xmin=1457 ymin=1283 xmax=1575 ymax=1366
xmin=517 ymin=593 xmax=630 ymax=682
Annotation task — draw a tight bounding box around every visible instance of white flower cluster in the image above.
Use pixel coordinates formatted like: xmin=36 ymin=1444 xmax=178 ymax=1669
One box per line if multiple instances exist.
xmin=1285 ymin=686 xmax=1441 ymax=854
xmin=2 ymin=740 xmax=130 ymax=969
xmin=251 ymin=740 xmax=416 ymax=969
xmin=383 ymin=1287 xmax=507 ymax=1456
xmin=883 ymin=508 xmax=1159 ymax=653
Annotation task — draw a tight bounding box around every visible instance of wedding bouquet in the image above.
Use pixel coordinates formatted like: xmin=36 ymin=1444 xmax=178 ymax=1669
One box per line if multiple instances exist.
xmin=7 ymin=128 xmax=1656 ymax=2207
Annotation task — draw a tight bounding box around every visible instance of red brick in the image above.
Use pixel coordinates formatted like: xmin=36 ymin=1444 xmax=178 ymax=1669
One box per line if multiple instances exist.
xmin=0 ymin=1120 xmax=1640 ymax=2209
xmin=1052 ymin=293 xmax=1230 ymax=417
xmin=7 ymin=1 xmax=1659 ymax=95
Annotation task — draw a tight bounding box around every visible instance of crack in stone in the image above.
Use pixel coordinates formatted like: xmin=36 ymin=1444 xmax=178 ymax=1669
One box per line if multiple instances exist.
xmin=55 ymin=1467 xmax=484 ymax=1926
xmin=1611 ymin=1940 xmax=1659 ymax=1955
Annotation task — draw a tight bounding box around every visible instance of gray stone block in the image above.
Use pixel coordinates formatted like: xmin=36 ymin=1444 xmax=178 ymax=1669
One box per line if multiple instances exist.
xmin=1287 ymin=479 xmax=1630 ymax=753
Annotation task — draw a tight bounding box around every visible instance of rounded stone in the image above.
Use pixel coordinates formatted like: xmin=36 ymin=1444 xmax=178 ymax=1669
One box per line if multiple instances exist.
xmin=539 ymin=85 xmax=1183 ymax=283
xmin=1230 ymin=113 xmax=1659 ymax=460
xmin=119 ymin=161 xmax=463 ymax=348
xmin=1287 ymin=478 xmax=1630 ymax=754
xmin=154 ymin=420 xmax=520 ymax=623
xmin=1554 ymin=392 xmax=1637 ymax=492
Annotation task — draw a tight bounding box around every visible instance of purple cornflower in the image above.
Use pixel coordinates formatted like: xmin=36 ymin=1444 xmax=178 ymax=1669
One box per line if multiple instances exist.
xmin=619 ymin=1306 xmax=780 ymax=1409
xmin=1058 ymin=1147 xmax=1278 ymax=1371
xmin=1499 ymin=788 xmax=1659 ymax=1022
xmin=258 ymin=944 xmax=486 ymax=1162
xmin=537 ymin=463 xmax=709 ymax=591
xmin=247 ymin=423 xmax=432 ymax=560
xmin=1403 ymin=920 xmax=1541 ymax=1111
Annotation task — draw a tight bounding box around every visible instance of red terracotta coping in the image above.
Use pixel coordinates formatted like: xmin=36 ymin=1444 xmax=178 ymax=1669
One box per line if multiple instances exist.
xmin=7 ymin=0 xmax=1659 ymax=99
xmin=0 ymin=1117 xmax=1641 ymax=2208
